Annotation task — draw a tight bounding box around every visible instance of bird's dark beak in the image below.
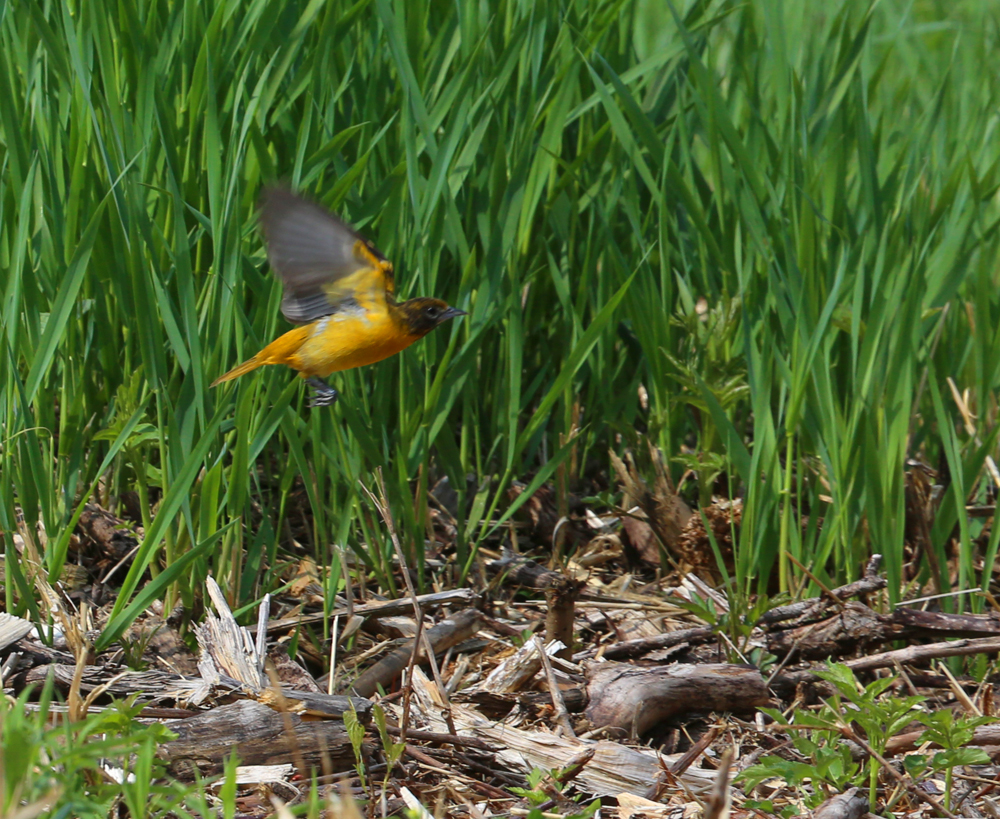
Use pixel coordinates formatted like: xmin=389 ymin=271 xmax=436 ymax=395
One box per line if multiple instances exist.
xmin=440 ymin=307 xmax=467 ymax=322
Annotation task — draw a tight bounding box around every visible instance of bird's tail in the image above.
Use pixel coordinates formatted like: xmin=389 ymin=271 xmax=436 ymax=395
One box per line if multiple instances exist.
xmin=211 ymin=326 xmax=311 ymax=387
xmin=211 ymin=354 xmax=265 ymax=387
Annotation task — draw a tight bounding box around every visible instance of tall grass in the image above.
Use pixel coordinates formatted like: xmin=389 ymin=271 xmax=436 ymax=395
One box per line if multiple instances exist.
xmin=2 ymin=0 xmax=999 ymax=638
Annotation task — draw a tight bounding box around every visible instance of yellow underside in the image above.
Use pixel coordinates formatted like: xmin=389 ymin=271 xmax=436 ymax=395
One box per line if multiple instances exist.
xmin=287 ymin=310 xmax=417 ymax=377
xmin=211 ymin=307 xmax=418 ymax=386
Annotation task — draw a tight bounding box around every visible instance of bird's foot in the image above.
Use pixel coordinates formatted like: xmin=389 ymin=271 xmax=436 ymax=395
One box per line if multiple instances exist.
xmin=306 ymin=378 xmax=339 ymax=407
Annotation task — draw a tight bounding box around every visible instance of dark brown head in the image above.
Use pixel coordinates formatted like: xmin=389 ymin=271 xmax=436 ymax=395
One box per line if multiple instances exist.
xmin=396 ymin=297 xmax=466 ymax=337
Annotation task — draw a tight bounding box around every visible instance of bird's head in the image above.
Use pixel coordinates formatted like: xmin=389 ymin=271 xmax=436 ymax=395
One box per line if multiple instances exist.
xmin=397 ymin=297 xmax=466 ymax=337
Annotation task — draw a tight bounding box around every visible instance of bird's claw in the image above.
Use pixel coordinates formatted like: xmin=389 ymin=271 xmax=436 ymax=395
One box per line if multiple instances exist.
xmin=306 ymin=378 xmax=339 ymax=408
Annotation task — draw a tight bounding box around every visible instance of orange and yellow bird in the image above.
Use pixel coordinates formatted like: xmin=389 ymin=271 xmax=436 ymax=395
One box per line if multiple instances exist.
xmin=211 ymin=187 xmax=465 ymax=406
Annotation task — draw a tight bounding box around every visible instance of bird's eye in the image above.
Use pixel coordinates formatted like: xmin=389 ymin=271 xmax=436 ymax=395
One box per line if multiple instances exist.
xmin=425 ymin=306 xmax=439 ymax=318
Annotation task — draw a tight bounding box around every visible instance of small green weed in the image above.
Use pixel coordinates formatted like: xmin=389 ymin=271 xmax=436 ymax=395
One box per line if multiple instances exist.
xmin=372 ymin=703 xmax=407 ymax=791
xmin=510 ymin=766 xmax=601 ymax=819
xmin=1 ymin=679 xmax=208 ymax=819
xmin=900 ymin=708 xmax=992 ymax=812
xmin=343 ymin=703 xmax=368 ymax=792
xmin=674 ymin=588 xmax=782 ymax=671
xmin=740 ymin=663 xmax=994 ymax=816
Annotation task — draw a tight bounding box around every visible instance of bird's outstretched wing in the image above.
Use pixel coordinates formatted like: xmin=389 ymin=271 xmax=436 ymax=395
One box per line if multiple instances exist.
xmin=259 ymin=187 xmax=395 ymax=324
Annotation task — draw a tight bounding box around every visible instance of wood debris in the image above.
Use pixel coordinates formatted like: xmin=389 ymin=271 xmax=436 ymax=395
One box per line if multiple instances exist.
xmin=4 ymin=455 xmax=1000 ymax=818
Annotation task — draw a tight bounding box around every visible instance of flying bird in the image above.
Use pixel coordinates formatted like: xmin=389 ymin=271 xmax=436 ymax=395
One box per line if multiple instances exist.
xmin=212 ymin=187 xmax=465 ymax=406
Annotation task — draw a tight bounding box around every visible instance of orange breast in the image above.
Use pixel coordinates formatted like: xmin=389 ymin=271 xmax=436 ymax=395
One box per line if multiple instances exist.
xmin=289 ymin=309 xmax=417 ymax=377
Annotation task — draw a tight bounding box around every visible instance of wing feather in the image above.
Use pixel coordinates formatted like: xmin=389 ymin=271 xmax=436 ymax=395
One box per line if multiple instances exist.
xmin=259 ymin=187 xmax=394 ymax=324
